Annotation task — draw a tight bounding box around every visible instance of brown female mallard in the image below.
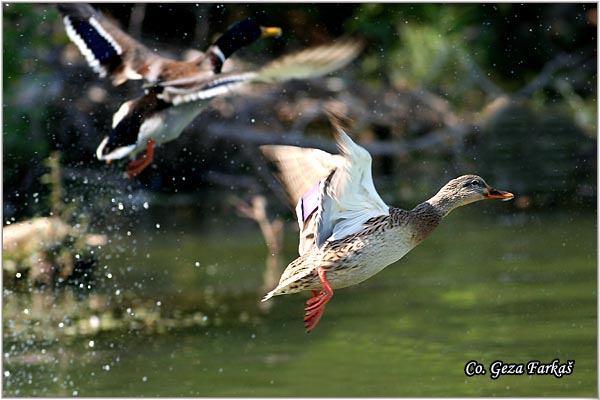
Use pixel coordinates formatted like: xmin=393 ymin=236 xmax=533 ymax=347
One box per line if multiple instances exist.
xmin=260 ymin=109 xmax=514 ymax=332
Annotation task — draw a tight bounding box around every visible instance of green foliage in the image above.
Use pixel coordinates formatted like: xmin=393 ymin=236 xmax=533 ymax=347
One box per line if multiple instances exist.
xmin=3 ymin=4 xmax=67 ymax=218
xmin=348 ymin=5 xmax=476 ymax=83
xmin=348 ymin=4 xmax=596 ymax=108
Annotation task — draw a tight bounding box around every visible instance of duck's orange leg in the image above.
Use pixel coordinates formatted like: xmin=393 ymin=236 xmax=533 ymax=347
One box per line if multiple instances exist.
xmin=126 ymin=139 xmax=155 ymax=178
xmin=304 ymin=267 xmax=333 ymax=332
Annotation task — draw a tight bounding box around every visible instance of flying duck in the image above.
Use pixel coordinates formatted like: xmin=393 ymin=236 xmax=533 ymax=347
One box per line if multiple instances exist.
xmin=59 ymin=4 xmax=363 ymax=177
xmin=260 ymin=107 xmax=514 ymax=332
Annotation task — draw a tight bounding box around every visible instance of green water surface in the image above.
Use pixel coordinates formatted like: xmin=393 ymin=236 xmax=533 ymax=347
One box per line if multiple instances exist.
xmin=3 ymin=210 xmax=597 ymax=396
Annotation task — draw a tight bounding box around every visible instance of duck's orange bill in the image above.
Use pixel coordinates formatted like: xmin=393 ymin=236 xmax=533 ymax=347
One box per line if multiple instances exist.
xmin=486 ymin=188 xmax=514 ymax=201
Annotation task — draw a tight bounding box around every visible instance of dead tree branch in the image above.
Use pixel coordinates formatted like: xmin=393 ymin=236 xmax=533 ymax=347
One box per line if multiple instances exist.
xmin=457 ymin=49 xmax=505 ymax=98
xmin=204 ymin=51 xmax=585 ymax=161
xmin=232 ymin=195 xmax=284 ymax=311
xmin=516 ymin=53 xmax=587 ymax=99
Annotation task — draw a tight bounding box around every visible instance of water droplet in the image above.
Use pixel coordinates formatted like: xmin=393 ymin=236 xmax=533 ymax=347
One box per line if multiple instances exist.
xmin=155 ymin=223 xmax=161 ymax=229
xmin=4 ymin=371 xmax=10 ymax=377
xmin=88 ymin=340 xmax=95 ymax=348
xmin=142 ymin=376 xmax=148 ymax=382
xmin=89 ymin=316 xmax=100 ymax=329
xmin=143 ymin=202 xmax=149 ymax=209
xmin=195 ymin=261 xmax=200 ymax=267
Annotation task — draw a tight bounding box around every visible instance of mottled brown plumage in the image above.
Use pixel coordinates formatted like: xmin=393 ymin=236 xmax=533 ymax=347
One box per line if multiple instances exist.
xmin=261 ymin=111 xmax=514 ymax=332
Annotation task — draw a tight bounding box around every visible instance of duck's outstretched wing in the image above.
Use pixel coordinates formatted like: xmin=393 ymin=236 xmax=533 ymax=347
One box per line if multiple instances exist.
xmin=158 ymin=72 xmax=258 ymax=105
xmin=259 ymin=146 xmax=343 ymax=208
xmin=314 ymin=108 xmax=390 ymax=247
xmin=59 ymin=3 xmax=165 ymax=85
xmin=156 ymin=39 xmax=363 ymax=106
xmin=252 ymin=38 xmax=363 ymax=83
xmin=260 ymin=145 xmax=344 ymax=255
xmin=261 ymin=107 xmax=389 ymax=254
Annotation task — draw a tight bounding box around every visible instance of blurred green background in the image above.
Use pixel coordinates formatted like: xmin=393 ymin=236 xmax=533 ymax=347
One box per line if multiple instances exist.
xmin=3 ymin=3 xmax=596 ymax=216
xmin=2 ymin=3 xmax=597 ymax=397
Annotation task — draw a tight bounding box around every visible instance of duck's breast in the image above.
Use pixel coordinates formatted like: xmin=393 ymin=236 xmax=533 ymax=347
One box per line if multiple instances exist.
xmin=322 ymin=224 xmax=417 ymax=289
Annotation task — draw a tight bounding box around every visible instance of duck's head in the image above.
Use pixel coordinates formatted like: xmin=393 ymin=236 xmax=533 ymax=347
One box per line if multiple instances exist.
xmin=214 ymin=18 xmax=282 ymax=60
xmin=430 ymin=174 xmax=514 ymax=215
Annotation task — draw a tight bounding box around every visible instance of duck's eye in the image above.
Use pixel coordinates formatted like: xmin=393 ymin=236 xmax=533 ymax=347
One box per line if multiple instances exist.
xmin=469 ymin=180 xmax=482 ymax=187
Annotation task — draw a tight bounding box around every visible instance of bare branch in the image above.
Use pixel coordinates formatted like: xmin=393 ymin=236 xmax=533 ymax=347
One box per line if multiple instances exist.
xmin=232 ymin=195 xmax=283 ymax=253
xmin=457 ymin=49 xmax=505 ymax=98
xmin=231 ymin=195 xmax=285 ymax=310
xmin=204 ymin=171 xmax=260 ymax=192
xmin=205 ymin=122 xmax=477 ymax=158
xmin=516 ymin=52 xmax=587 ymax=99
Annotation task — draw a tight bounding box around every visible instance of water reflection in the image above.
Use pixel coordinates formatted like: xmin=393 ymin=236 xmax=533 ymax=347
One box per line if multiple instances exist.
xmin=3 ymin=209 xmax=596 ymax=396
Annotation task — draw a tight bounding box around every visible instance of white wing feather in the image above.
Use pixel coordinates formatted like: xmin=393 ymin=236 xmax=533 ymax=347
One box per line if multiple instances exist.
xmin=315 ymin=128 xmax=389 ymax=246
xmin=262 ymin=125 xmax=389 ymax=252
xmin=260 ymin=145 xmax=344 ymax=255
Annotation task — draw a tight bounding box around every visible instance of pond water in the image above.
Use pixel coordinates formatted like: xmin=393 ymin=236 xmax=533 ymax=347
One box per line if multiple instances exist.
xmin=3 ymin=208 xmax=597 ymax=397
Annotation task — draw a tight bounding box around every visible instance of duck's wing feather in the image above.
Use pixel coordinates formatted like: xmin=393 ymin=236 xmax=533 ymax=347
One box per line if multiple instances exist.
xmin=251 ymin=38 xmax=363 ymax=83
xmin=261 ymin=109 xmax=389 ymax=254
xmin=158 ymin=72 xmax=258 ymax=105
xmin=155 ymin=39 xmax=363 ymax=106
xmin=260 ymin=145 xmax=344 ymax=255
xmin=314 ymin=112 xmax=390 ymax=247
xmin=59 ymin=3 xmax=164 ymax=85
xmin=259 ymin=145 xmax=343 ymax=208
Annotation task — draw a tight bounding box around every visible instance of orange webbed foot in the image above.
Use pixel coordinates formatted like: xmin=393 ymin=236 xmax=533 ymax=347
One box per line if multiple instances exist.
xmin=126 ymin=139 xmax=155 ymax=178
xmin=303 ymin=268 xmax=333 ymax=333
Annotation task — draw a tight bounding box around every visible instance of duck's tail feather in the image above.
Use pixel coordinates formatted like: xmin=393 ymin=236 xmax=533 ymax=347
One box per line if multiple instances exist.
xmin=261 ymin=290 xmax=276 ymax=302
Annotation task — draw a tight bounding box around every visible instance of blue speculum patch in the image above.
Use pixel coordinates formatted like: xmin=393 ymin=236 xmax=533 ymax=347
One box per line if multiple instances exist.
xmin=301 ymin=181 xmax=320 ymax=222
